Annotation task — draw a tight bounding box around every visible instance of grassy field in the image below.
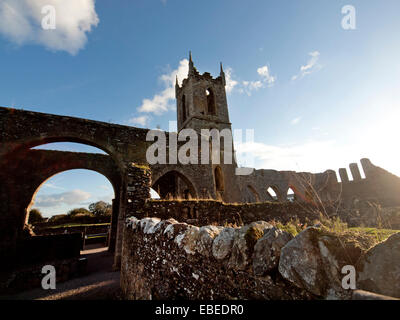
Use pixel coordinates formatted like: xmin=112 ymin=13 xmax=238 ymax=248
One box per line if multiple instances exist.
xmin=43 ymin=222 xmax=111 ymax=229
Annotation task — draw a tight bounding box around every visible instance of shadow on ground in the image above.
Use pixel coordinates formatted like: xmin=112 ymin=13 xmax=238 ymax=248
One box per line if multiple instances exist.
xmin=1 ymin=244 xmax=121 ymax=300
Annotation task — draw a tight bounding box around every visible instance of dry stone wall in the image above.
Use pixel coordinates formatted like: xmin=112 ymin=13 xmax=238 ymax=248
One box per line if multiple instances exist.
xmin=120 ymin=216 xmax=316 ymax=300
xmin=121 ymin=216 xmax=400 ymax=300
xmin=134 ymin=200 xmax=323 ymax=227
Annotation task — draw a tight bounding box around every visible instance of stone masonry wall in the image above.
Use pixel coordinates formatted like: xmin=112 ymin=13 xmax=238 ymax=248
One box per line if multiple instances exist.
xmin=120 ymin=216 xmax=400 ymax=300
xmin=132 ymin=199 xmax=327 ymax=227
xmin=120 ymin=216 xmax=315 ymax=300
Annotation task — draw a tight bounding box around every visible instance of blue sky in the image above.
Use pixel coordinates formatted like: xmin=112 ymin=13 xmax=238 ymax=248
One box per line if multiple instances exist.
xmin=1 ymin=0 xmax=399 ymax=217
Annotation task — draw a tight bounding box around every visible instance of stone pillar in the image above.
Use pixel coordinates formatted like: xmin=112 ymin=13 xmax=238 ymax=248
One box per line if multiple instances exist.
xmin=360 ymin=158 xmax=374 ymax=179
xmin=108 ymin=198 xmax=118 ymax=253
xmin=349 ymin=163 xmax=362 ymax=181
xmin=326 ymin=170 xmax=338 ymax=184
xmin=339 ymin=168 xmax=349 ymax=183
xmin=113 ymin=163 xmax=151 ymax=270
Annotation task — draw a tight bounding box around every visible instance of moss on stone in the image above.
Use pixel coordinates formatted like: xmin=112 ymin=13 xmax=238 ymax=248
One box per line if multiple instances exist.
xmin=244 ymin=226 xmax=264 ymax=250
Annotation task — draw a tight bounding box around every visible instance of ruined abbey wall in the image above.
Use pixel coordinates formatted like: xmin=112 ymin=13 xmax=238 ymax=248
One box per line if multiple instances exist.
xmin=134 ymin=199 xmax=322 ymax=227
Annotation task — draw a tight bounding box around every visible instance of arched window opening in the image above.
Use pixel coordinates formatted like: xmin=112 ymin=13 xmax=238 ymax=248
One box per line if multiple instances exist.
xmin=152 ymin=170 xmax=197 ymax=200
xmin=287 ymin=187 xmax=296 ymax=202
xmin=266 ymin=187 xmax=278 ymax=201
xmin=182 ymin=95 xmax=187 ymax=123
xmin=214 ymin=166 xmax=224 ymax=192
xmin=206 ymin=88 xmax=216 ymax=115
xmin=28 ymin=169 xmax=115 ymax=250
xmin=247 ymin=185 xmax=260 ymax=203
xmin=150 ymin=188 xmax=161 ymax=199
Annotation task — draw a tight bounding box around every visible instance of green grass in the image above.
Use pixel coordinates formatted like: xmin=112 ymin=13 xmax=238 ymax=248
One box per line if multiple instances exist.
xmin=86 ymin=235 xmax=107 ymax=239
xmin=45 ymin=222 xmax=110 ymax=229
xmin=349 ymin=227 xmax=398 ymax=243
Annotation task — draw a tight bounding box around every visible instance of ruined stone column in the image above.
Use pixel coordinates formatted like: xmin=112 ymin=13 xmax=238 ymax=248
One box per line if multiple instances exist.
xmin=360 ymin=158 xmax=374 ymax=179
xmin=108 ymin=198 xmax=119 ymax=253
xmin=339 ymin=168 xmax=349 ymax=183
xmin=350 ymin=163 xmax=362 ymax=181
xmin=113 ymin=163 xmax=151 ymax=270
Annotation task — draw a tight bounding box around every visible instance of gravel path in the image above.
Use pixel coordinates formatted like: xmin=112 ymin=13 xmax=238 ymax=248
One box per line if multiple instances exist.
xmin=2 ymin=245 xmax=121 ymax=300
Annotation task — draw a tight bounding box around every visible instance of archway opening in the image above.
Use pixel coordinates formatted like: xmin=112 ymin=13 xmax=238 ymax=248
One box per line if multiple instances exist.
xmin=28 ymin=169 xmax=116 ymax=250
xmin=287 ymin=187 xmax=296 ymax=202
xmin=266 ymin=186 xmax=278 ymax=201
xmin=182 ymin=94 xmax=187 ymax=122
xmin=150 ymin=188 xmax=161 ymax=199
xmin=152 ymin=170 xmax=197 ymax=200
xmin=214 ymin=166 xmax=224 ymax=192
xmin=206 ymin=88 xmax=216 ymax=115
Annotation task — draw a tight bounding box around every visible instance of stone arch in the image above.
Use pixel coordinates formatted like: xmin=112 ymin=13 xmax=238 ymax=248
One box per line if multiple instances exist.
xmin=206 ymin=88 xmax=216 ymax=115
xmin=27 ymin=169 xmax=119 ymax=223
xmin=247 ymin=184 xmax=260 ymax=202
xmin=152 ymin=169 xmax=198 ymax=200
xmin=7 ymin=135 xmax=117 ymax=164
xmin=3 ymin=148 xmax=123 ymax=256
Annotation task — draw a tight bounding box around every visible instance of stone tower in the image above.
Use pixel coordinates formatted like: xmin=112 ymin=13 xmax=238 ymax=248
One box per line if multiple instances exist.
xmin=175 ymin=52 xmax=232 ymax=133
xmin=175 ymin=53 xmax=241 ymax=203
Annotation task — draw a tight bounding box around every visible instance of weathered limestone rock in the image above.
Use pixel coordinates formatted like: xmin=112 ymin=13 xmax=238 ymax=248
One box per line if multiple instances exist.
xmin=174 ymin=225 xmax=223 ymax=256
xmin=163 ymin=221 xmax=189 ymax=240
xmin=228 ymin=221 xmax=273 ymax=271
xmin=252 ymin=227 xmax=293 ymax=276
xmin=279 ymin=226 xmax=366 ymax=299
xmin=152 ymin=218 xmax=179 ymax=236
xmin=180 ymin=225 xmax=200 ymax=255
xmin=358 ymin=232 xmax=400 ymax=298
xmin=212 ymin=227 xmax=237 ymax=260
xmin=140 ymin=217 xmax=161 ymax=234
xmin=197 ymin=226 xmax=223 ymax=256
xmin=278 ymin=227 xmax=325 ymax=296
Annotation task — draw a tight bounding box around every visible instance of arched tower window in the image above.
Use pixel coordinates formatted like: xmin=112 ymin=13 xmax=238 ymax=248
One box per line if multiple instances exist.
xmin=182 ymin=95 xmax=187 ymax=123
xmin=206 ymin=88 xmax=216 ymax=115
xmin=214 ymin=166 xmax=224 ymax=192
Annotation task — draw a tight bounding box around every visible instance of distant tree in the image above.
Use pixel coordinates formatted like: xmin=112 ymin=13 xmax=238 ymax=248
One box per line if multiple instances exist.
xmin=48 ymin=214 xmax=68 ymax=223
xmin=68 ymin=207 xmax=92 ymax=217
xmin=28 ymin=208 xmax=44 ymax=224
xmin=89 ymin=201 xmax=112 ymax=217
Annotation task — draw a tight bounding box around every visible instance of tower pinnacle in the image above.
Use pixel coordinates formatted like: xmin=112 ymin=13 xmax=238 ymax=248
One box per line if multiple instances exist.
xmin=220 ymin=62 xmax=226 ymax=86
xmin=189 ymin=51 xmax=195 ymax=75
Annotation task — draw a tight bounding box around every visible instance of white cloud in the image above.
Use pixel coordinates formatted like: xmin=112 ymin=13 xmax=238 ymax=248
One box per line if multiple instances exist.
xmin=97 ymin=194 xmax=114 ymax=204
xmin=138 ymin=59 xmax=189 ymax=115
xmin=291 ymin=117 xmax=302 ymax=125
xmin=128 ymin=115 xmax=150 ymax=127
xmin=224 ymin=67 xmax=238 ymax=94
xmin=257 ymin=65 xmax=275 ymax=85
xmin=0 ymin=0 xmax=99 ymax=55
xmin=228 ymin=64 xmax=276 ymax=96
xmin=292 ymin=51 xmax=321 ymax=81
xmin=243 ymin=80 xmax=263 ymax=90
xmin=34 ymin=189 xmax=91 ymax=208
xmin=234 ymin=139 xmax=341 ymax=173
